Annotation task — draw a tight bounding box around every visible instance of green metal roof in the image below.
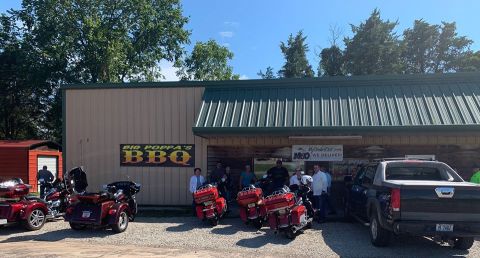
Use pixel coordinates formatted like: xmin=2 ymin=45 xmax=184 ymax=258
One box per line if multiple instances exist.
xmin=193 ymin=73 xmax=480 ymax=135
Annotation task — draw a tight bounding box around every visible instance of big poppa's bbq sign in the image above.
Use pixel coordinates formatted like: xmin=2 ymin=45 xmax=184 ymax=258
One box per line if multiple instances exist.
xmin=120 ymin=144 xmax=195 ymax=167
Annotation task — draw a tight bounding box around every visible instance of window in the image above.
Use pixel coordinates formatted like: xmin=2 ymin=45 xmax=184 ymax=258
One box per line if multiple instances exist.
xmin=362 ymin=166 xmax=377 ymax=186
xmin=385 ymin=162 xmax=463 ymax=182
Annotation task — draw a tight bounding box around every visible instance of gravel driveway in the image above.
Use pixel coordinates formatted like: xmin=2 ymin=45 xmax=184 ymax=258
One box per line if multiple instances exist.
xmin=0 ymin=217 xmax=478 ymax=258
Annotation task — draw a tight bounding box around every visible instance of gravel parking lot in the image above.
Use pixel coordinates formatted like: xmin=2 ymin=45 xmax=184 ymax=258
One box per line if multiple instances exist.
xmin=0 ymin=217 xmax=479 ymax=258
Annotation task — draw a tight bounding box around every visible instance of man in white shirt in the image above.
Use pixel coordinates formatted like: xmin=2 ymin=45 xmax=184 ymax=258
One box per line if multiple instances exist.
xmin=289 ymin=167 xmax=304 ymax=187
xmin=189 ymin=168 xmax=205 ymax=216
xmin=312 ymin=164 xmax=328 ymax=223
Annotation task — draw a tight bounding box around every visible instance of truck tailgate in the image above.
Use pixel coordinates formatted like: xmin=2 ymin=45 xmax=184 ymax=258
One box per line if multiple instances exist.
xmin=391 ymin=181 xmax=480 ymax=221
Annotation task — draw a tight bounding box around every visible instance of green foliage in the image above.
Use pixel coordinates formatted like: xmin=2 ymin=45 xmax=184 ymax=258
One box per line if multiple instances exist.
xmin=178 ymin=39 xmax=239 ymax=81
xmin=344 ymin=9 xmax=401 ymax=75
xmin=401 ymin=20 xmax=439 ymax=73
xmin=432 ymin=22 xmax=473 ymax=73
xmin=457 ymin=51 xmax=480 ymax=72
xmin=257 ymin=66 xmax=276 ymax=79
xmin=319 ymin=46 xmax=344 ymax=76
xmin=18 ymin=0 xmax=190 ymax=83
xmin=279 ymin=31 xmax=314 ymax=78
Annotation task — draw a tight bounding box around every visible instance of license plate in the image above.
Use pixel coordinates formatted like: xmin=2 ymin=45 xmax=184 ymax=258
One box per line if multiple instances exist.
xmin=204 ymin=201 xmax=213 ymax=206
xmin=0 ymin=219 xmax=7 ymax=225
xmin=248 ymin=203 xmax=256 ymax=208
xmin=436 ymin=224 xmax=453 ymax=232
xmin=82 ymin=211 xmax=91 ymax=218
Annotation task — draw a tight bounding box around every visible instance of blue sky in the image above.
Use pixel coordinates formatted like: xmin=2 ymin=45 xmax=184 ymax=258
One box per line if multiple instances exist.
xmin=2 ymin=0 xmax=480 ymax=80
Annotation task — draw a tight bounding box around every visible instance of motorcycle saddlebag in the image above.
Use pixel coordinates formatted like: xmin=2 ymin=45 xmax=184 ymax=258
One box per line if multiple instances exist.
xmin=237 ymin=188 xmax=263 ymax=207
xmin=264 ymin=192 xmax=295 ymax=212
xmin=0 ymin=184 xmax=29 ymax=198
xmin=215 ymin=197 xmax=226 ymax=214
xmin=291 ymin=205 xmax=307 ymax=226
xmin=0 ymin=203 xmax=12 ymax=220
xmin=194 ymin=186 xmax=219 ymax=204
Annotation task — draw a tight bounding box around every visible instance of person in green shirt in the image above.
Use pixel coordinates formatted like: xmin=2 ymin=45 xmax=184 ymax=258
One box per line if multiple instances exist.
xmin=470 ymin=167 xmax=480 ymax=184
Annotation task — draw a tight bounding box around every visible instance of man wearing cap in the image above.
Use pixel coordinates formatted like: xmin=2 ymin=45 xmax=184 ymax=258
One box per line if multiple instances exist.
xmin=267 ymin=160 xmax=290 ymax=190
xmin=471 ymin=167 xmax=480 ymax=184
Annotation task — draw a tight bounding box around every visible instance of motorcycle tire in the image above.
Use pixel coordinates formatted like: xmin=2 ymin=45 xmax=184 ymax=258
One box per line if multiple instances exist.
xmin=253 ymin=220 xmax=263 ymax=230
xmin=209 ymin=218 xmax=219 ymax=226
xmin=285 ymin=228 xmax=296 ymax=240
xmin=22 ymin=208 xmax=46 ymax=231
xmin=70 ymin=222 xmax=87 ymax=230
xmin=112 ymin=211 xmax=129 ymax=233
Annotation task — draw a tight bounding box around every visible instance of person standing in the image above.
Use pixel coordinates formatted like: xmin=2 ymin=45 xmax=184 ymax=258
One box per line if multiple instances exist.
xmin=289 ymin=167 xmax=304 ymax=187
xmin=37 ymin=165 xmax=54 ymax=198
xmin=470 ymin=167 xmax=480 ymax=184
xmin=312 ymin=164 xmax=328 ymax=223
xmin=189 ymin=168 xmax=205 ymax=216
xmin=267 ymin=160 xmax=290 ymax=190
xmin=210 ymin=162 xmax=226 ymax=184
xmin=224 ymin=166 xmax=233 ymax=202
xmin=239 ymin=165 xmax=257 ymax=189
xmin=324 ymin=169 xmax=337 ymax=215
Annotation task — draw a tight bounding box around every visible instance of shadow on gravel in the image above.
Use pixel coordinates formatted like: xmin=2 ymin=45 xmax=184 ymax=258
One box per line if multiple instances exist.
xmin=321 ymin=222 xmax=470 ymax=257
xmin=165 ymin=220 xmax=206 ymax=232
xmin=0 ymin=228 xmax=111 ymax=243
xmin=236 ymin=231 xmax=293 ymax=248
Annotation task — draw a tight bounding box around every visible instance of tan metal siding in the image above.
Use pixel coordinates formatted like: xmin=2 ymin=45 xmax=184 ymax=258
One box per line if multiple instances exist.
xmin=65 ymin=87 xmax=206 ymax=205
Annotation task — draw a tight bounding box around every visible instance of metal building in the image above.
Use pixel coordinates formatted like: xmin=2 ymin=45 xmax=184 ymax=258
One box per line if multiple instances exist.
xmin=63 ymin=73 xmax=480 ymax=205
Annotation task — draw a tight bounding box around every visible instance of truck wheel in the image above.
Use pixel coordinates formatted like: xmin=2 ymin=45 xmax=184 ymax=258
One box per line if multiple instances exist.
xmin=23 ymin=208 xmax=46 ymax=231
xmin=112 ymin=211 xmax=129 ymax=233
xmin=453 ymin=237 xmax=474 ymax=250
xmin=70 ymin=222 xmax=87 ymax=230
xmin=369 ymin=213 xmax=391 ymax=247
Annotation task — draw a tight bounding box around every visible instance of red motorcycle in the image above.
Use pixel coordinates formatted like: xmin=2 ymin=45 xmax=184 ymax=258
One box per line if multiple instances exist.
xmin=39 ymin=178 xmax=76 ymax=219
xmin=264 ymin=186 xmax=313 ymax=239
xmin=237 ymin=185 xmax=268 ymax=230
xmin=0 ymin=178 xmax=49 ymax=230
xmin=194 ymin=184 xmax=227 ymax=226
xmin=64 ymin=168 xmax=141 ymax=233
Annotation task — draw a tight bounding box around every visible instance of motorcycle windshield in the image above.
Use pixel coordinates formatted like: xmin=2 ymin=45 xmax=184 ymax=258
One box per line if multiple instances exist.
xmin=67 ymin=167 xmax=88 ymax=193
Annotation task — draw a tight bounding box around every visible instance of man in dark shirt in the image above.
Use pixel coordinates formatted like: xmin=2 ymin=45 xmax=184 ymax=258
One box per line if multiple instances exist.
xmin=210 ymin=162 xmax=226 ymax=184
xmin=37 ymin=165 xmax=54 ymax=198
xmin=267 ymin=160 xmax=289 ymax=189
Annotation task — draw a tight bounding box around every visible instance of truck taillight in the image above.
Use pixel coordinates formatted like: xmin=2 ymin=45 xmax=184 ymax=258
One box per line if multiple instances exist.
xmin=391 ymin=188 xmax=401 ymax=212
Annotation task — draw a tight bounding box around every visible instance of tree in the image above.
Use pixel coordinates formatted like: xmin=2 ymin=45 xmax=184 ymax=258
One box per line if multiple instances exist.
xmin=344 ymin=9 xmax=401 ymax=75
xmin=432 ymin=22 xmax=472 ymax=73
xmin=17 ymin=0 xmax=190 ymax=83
xmin=401 ymin=20 xmax=440 ymax=74
xmin=0 ymin=14 xmax=49 ymax=139
xmin=457 ymin=51 xmax=480 ymax=72
xmin=279 ymin=31 xmax=314 ymax=78
xmin=257 ymin=66 xmax=276 ymax=79
xmin=177 ymin=40 xmax=239 ymax=80
xmin=319 ymin=46 xmax=344 ymax=76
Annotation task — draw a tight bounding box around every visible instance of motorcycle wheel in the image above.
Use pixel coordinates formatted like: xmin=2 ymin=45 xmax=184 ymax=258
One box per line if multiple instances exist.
xmin=112 ymin=211 xmax=129 ymax=233
xmin=253 ymin=220 xmax=263 ymax=230
xmin=23 ymin=208 xmax=46 ymax=231
xmin=209 ymin=218 xmax=219 ymax=226
xmin=70 ymin=222 xmax=87 ymax=230
xmin=285 ymin=228 xmax=296 ymax=240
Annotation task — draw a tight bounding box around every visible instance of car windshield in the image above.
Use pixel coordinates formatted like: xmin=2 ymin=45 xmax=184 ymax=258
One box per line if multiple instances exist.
xmin=385 ymin=162 xmax=463 ymax=182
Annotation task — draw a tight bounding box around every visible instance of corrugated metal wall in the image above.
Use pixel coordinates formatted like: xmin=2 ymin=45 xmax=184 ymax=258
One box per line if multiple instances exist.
xmin=65 ymin=87 xmax=207 ymax=205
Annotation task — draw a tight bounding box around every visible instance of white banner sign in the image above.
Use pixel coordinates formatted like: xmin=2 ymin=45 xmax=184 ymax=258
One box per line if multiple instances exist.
xmin=292 ymin=145 xmax=343 ymax=161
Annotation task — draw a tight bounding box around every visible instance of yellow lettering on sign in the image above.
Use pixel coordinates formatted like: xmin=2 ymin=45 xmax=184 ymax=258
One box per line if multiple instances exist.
xmin=123 ymin=150 xmax=143 ymax=163
xmin=145 ymin=151 xmax=167 ymax=164
xmin=169 ymin=150 xmax=191 ymax=166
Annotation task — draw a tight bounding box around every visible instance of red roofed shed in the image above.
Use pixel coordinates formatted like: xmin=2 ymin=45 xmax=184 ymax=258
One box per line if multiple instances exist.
xmin=0 ymin=140 xmax=62 ymax=192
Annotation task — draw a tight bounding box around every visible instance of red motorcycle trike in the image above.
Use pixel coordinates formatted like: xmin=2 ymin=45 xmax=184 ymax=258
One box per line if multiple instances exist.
xmin=237 ymin=185 xmax=268 ymax=230
xmin=0 ymin=178 xmax=49 ymax=230
xmin=64 ymin=167 xmax=141 ymax=233
xmin=194 ymin=184 xmax=227 ymax=226
xmin=264 ymin=186 xmax=313 ymax=239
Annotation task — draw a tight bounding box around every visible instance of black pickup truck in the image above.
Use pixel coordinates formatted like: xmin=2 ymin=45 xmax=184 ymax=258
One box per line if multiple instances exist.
xmin=344 ymin=159 xmax=480 ymax=249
